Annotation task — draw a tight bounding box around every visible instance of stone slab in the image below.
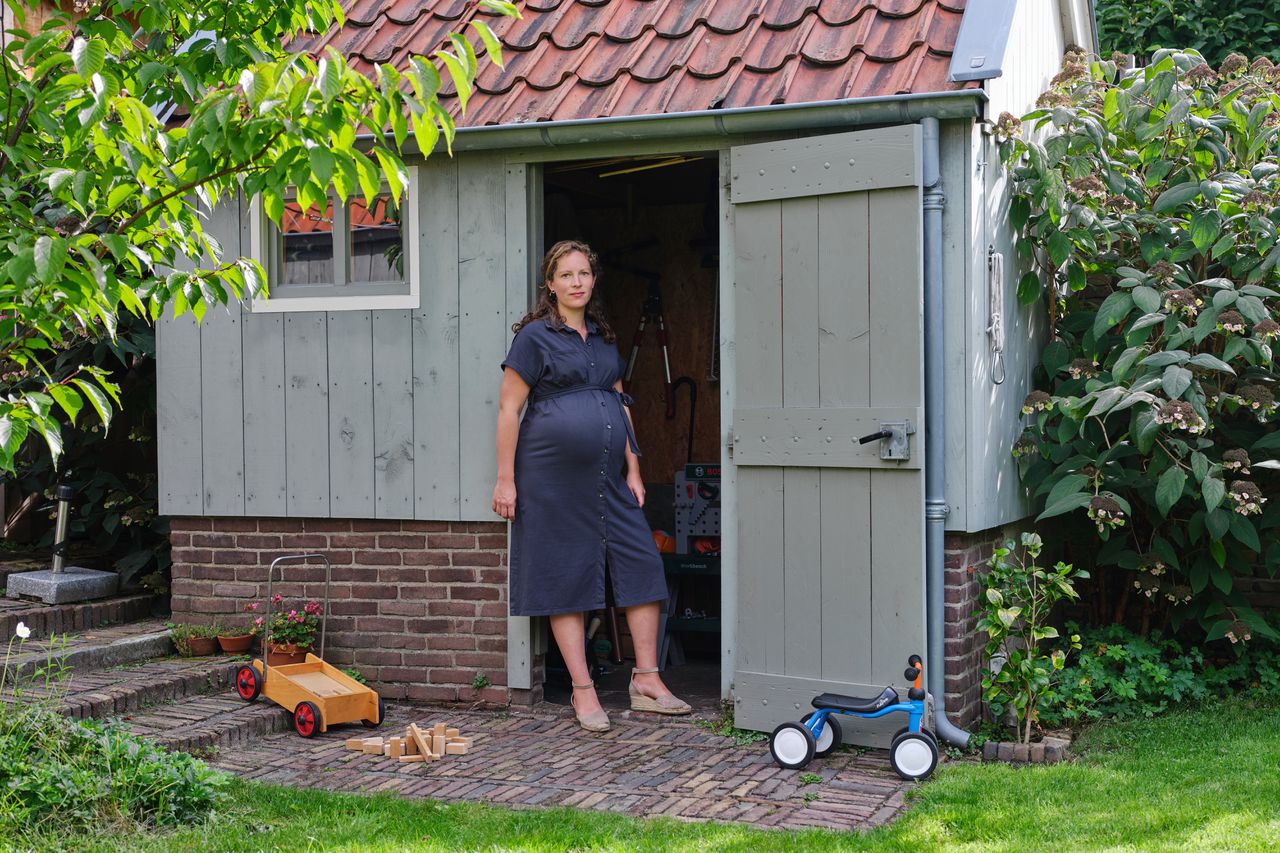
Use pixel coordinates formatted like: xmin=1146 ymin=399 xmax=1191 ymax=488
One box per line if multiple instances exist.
xmin=6 ymin=567 xmax=119 ymax=604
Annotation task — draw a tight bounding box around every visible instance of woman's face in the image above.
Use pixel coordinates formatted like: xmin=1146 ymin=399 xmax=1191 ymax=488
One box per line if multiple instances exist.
xmin=547 ymin=250 xmax=595 ymax=313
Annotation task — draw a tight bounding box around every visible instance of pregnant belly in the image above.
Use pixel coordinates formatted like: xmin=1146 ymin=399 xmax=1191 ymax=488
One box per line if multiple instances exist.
xmin=517 ymin=398 xmax=626 ymax=472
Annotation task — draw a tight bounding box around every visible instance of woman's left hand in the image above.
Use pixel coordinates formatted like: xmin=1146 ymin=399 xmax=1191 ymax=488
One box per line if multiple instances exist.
xmin=626 ymin=469 xmax=645 ymax=507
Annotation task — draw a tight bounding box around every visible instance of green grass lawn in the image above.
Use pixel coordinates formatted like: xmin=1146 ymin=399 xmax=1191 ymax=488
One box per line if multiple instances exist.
xmin=14 ymin=697 xmax=1280 ymax=852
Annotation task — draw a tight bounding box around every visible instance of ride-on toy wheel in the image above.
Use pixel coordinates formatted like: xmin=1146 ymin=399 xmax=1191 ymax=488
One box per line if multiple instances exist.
xmin=294 ymin=701 xmax=322 ymax=738
xmin=770 ymin=721 xmax=817 ymax=770
xmin=889 ymin=731 xmax=938 ymax=781
xmin=893 ymin=725 xmax=938 ymax=749
xmin=234 ymin=665 xmax=261 ymax=702
xmin=801 ymin=711 xmax=843 ymax=757
xmin=362 ymin=696 xmax=386 ymax=728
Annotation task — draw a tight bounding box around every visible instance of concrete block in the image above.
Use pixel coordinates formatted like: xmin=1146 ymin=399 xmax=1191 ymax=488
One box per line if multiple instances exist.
xmin=996 ymin=741 xmax=1014 ymax=761
xmin=1012 ymin=744 xmax=1030 ymax=762
xmin=6 ymin=567 xmax=118 ymax=604
xmin=983 ymin=740 xmax=999 ymax=761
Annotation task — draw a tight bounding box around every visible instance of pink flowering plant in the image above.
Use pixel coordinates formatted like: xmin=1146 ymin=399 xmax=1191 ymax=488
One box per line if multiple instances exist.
xmin=1002 ymin=46 xmax=1280 ymax=644
xmin=256 ymin=594 xmax=323 ymax=648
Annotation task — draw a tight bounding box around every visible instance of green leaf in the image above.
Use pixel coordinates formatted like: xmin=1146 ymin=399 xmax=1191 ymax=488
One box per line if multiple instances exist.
xmin=470 ymin=20 xmax=505 ymax=69
xmin=70 ymin=379 xmax=114 ymax=430
xmin=33 ymin=235 xmax=67 ymax=284
xmin=1010 ymin=196 xmax=1031 ymax=232
xmin=1038 ymin=491 xmax=1092 ymax=522
xmin=1017 ymin=271 xmax=1040 ymax=305
xmin=435 ymin=49 xmax=472 ymax=115
xmin=1087 ymin=386 xmax=1126 ymax=417
xmin=47 ymin=169 xmax=76 ymax=196
xmin=317 ymin=55 xmax=342 ymax=103
xmin=1206 ymin=507 xmax=1230 ymax=540
xmin=1153 ymin=181 xmax=1201 ymax=213
xmin=1132 ymin=285 xmax=1160 ymax=314
xmin=48 ymin=385 xmax=83 ymax=425
xmin=1230 ymin=512 xmax=1261 ymax=552
xmin=1093 ymin=291 xmax=1134 ymax=338
xmin=309 ymin=147 xmax=336 ymax=187
xmin=1202 ymin=476 xmax=1224 ymax=512
xmin=1042 ymin=340 xmax=1070 ymax=376
xmin=72 ymin=37 xmax=106 ymax=78
xmin=1066 ymin=262 xmax=1086 ymax=292
xmin=1156 ymin=465 xmax=1186 ymax=517
xmin=1111 ymin=346 xmax=1143 ymax=380
xmin=1191 ymin=451 xmax=1208 ymax=483
xmin=0 ymin=414 xmax=29 ymax=463
xmin=986 ymin=588 xmax=1003 ymax=605
xmin=1187 ymin=353 xmax=1234 ymax=374
xmin=1047 ymin=230 xmax=1073 ymax=267
xmin=1189 ymin=210 xmax=1218 ymax=253
xmin=1162 ymin=364 xmax=1192 ymax=399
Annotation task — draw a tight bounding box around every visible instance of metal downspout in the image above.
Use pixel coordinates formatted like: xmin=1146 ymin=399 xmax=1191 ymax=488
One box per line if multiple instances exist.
xmin=921 ymin=116 xmax=972 ymax=748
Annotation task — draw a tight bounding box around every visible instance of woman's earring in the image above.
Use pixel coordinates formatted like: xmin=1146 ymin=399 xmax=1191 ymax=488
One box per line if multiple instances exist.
xmin=548 ymin=289 xmax=557 ymax=301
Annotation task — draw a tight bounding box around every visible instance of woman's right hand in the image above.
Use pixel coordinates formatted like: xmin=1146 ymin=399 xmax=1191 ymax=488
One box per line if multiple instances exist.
xmin=492 ymin=478 xmax=517 ymax=520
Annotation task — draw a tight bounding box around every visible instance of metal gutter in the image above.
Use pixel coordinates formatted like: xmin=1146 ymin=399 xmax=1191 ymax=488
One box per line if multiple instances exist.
xmin=921 ymin=116 xmax=972 ymax=748
xmin=377 ymin=90 xmax=984 ymax=154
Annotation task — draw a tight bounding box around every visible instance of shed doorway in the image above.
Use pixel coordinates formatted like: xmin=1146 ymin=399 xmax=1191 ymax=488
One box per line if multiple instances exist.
xmin=537 ymin=153 xmax=724 ymax=714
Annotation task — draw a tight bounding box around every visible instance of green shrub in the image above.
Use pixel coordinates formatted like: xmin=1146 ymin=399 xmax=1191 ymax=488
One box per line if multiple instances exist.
xmin=1003 ymin=47 xmax=1280 ymax=642
xmin=1097 ymin=0 xmax=1280 ymax=68
xmin=166 ymin=622 xmax=221 ymax=656
xmin=1040 ymin=623 xmax=1280 ymax=726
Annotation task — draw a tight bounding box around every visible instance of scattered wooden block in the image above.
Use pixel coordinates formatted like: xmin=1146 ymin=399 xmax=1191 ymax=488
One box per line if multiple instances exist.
xmin=363 ymin=738 xmax=385 ymax=755
xmin=403 ymin=734 xmax=419 ymax=755
xmin=433 ymin=723 xmax=446 ymax=739
xmin=408 ymin=723 xmax=433 ymax=759
xmin=345 ymin=737 xmax=367 ymax=751
xmin=445 ymin=742 xmax=468 ymax=755
xmin=447 ymin=736 xmax=473 ymax=748
xmin=388 ymin=737 xmax=404 ymax=759
xmin=398 ymin=754 xmax=426 ymax=763
xmin=432 ymin=735 xmax=445 ymax=756
xmin=445 ymin=728 xmax=460 ymax=738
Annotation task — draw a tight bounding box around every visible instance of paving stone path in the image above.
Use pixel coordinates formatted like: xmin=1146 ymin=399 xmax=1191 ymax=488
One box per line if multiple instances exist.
xmin=211 ymin=702 xmax=911 ymax=833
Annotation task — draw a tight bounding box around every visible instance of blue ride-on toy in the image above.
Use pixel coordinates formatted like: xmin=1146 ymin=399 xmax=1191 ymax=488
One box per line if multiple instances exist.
xmin=769 ymin=654 xmax=938 ymax=780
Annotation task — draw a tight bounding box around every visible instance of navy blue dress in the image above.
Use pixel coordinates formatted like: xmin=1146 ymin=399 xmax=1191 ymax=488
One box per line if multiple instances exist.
xmin=501 ymin=317 xmax=668 ymax=616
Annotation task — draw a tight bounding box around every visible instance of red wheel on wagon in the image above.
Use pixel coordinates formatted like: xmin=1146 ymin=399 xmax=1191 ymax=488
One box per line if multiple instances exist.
xmin=294 ymin=701 xmax=322 ymax=737
xmin=235 ymin=665 xmax=261 ymax=702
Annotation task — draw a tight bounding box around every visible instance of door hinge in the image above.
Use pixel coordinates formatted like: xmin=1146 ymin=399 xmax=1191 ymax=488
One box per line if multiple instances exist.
xmin=726 ymin=428 xmax=735 ymax=460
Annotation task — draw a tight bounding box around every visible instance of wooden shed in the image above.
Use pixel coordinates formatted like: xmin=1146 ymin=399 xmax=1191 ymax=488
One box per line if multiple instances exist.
xmin=158 ymin=0 xmax=1098 ymax=745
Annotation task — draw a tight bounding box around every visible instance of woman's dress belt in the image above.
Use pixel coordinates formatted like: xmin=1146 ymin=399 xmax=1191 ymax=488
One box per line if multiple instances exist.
xmin=530 ymin=384 xmax=642 ymax=456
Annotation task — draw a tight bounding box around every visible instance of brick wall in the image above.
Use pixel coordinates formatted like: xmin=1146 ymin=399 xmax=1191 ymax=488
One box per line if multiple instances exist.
xmin=942 ymin=529 xmax=1005 ymax=729
xmin=168 ymin=518 xmax=531 ymax=704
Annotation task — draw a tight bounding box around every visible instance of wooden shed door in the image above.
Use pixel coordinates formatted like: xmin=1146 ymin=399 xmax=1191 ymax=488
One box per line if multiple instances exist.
xmin=729 ymin=126 xmax=926 ymax=745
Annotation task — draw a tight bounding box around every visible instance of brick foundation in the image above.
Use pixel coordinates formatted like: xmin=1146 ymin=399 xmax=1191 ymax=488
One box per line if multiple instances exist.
xmin=169 ymin=518 xmax=517 ymax=705
xmin=942 ymin=529 xmax=1006 ymax=729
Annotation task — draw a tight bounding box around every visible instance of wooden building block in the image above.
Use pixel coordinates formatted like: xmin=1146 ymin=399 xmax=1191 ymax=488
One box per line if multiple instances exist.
xmin=408 ymin=724 xmax=433 ymax=758
xmin=398 ymin=754 xmax=426 ymax=763
xmin=345 ymin=737 xmax=367 ymax=751
xmin=445 ymin=742 xmax=468 ymax=755
xmin=445 ymin=728 xmax=460 ymax=738
xmin=447 ymin=736 xmax=473 ymax=748
xmin=403 ymin=734 xmax=419 ymax=755
xmin=433 ymin=735 xmax=445 ymax=755
xmin=433 ymin=723 xmax=446 ymax=738
xmin=363 ymin=738 xmax=385 ymax=754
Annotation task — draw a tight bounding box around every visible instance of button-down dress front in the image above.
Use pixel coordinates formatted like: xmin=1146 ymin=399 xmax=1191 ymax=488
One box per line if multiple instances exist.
xmin=501 ymin=317 xmax=668 ymax=616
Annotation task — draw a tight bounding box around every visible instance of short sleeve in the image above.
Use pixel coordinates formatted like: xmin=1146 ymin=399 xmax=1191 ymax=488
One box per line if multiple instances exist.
xmin=501 ymin=327 xmax=545 ymax=388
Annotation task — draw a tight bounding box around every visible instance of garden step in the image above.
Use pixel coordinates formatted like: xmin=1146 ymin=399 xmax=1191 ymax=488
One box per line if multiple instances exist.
xmin=44 ymin=655 xmax=250 ymax=721
xmin=124 ymin=691 xmax=293 ymax=755
xmin=0 ymin=592 xmax=155 ymax=640
xmin=2 ymin=617 xmax=173 ymax=681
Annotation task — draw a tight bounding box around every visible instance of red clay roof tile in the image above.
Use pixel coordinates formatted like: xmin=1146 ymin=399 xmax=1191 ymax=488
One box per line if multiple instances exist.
xmin=302 ymin=0 xmax=977 ymax=127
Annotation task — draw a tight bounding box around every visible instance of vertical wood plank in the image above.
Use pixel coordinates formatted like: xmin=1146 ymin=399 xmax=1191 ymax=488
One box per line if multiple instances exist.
xmin=457 ymin=153 xmax=507 ymax=520
xmin=413 ymin=158 xmax=461 ymax=520
xmin=868 ymin=187 xmax=924 ymax=409
xmin=870 ymin=471 xmax=926 ymax=684
xmin=817 ymin=193 xmax=871 ymax=407
xmin=327 ymin=311 xmax=374 ymax=517
xmin=820 ymin=468 xmax=872 ymax=682
xmin=779 ymin=197 xmax=821 ymax=677
xmin=156 ymin=313 xmax=203 ymax=514
xmin=242 ymin=312 xmax=287 ymax=515
xmin=199 ymin=303 xmax=245 ymax=514
xmin=373 ymin=310 xmax=415 ymax=518
xmin=732 ymin=199 xmax=784 ymax=675
xmin=284 ymin=313 xmax=331 ymax=517
xmin=505 ymin=163 xmax=531 ymax=327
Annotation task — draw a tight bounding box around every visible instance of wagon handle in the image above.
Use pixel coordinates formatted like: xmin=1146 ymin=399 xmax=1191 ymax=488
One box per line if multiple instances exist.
xmin=262 ymin=553 xmax=332 ymax=675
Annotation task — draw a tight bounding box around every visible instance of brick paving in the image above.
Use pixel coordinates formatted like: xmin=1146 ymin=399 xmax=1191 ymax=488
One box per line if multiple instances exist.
xmin=210 ymin=701 xmax=911 ymax=832
xmin=0 ymin=592 xmax=155 ymax=639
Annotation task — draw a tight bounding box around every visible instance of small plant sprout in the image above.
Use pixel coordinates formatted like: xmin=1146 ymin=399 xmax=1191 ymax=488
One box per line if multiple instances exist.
xmin=471 ymin=673 xmax=491 ymax=690
xmin=799 ymin=772 xmax=823 ymax=786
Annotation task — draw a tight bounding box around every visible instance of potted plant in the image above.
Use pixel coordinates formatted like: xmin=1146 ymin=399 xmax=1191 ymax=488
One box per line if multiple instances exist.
xmin=263 ymin=595 xmax=323 ymax=666
xmin=217 ymin=604 xmax=258 ymax=654
xmin=169 ymin=622 xmax=221 ymax=657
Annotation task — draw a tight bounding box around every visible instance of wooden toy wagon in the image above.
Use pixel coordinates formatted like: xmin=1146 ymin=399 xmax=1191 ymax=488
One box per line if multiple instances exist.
xmin=233 ymin=553 xmax=385 ymax=737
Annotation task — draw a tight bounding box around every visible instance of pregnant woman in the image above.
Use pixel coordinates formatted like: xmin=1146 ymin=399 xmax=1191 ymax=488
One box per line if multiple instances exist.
xmin=493 ymin=239 xmax=691 ymax=732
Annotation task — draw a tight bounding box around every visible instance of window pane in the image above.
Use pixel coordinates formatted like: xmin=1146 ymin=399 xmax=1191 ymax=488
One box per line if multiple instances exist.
xmin=279 ymin=198 xmax=334 ymax=286
xmin=349 ymin=191 xmax=404 ymax=284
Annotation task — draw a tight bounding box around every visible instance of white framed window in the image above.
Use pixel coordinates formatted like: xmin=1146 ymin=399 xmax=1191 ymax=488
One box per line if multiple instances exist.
xmin=247 ymin=165 xmax=420 ymax=312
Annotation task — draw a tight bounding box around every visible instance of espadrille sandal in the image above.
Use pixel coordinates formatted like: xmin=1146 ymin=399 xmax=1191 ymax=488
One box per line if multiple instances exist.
xmin=571 ymin=681 xmax=611 ymax=732
xmin=629 ymin=667 xmax=692 ymax=715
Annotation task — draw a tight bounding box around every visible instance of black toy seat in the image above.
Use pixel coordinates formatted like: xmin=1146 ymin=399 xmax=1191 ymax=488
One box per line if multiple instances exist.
xmin=812 ymin=686 xmax=899 ymax=714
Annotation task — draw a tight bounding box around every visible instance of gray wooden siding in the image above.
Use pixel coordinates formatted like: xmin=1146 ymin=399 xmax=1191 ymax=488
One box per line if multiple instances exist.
xmin=157 ymin=154 xmax=531 ymax=520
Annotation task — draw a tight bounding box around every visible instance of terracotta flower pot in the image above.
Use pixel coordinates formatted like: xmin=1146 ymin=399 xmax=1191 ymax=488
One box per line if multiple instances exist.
xmin=187 ymin=636 xmax=220 ymax=656
xmin=267 ymin=642 xmax=310 ymax=666
xmin=217 ymin=634 xmax=254 ymax=654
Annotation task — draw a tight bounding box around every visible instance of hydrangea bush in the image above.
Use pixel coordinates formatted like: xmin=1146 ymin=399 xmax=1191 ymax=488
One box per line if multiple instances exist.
xmin=1003 ymin=47 xmax=1280 ymax=643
